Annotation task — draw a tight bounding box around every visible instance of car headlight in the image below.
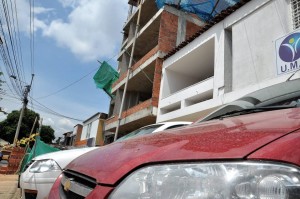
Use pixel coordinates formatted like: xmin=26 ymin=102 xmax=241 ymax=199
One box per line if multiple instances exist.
xmin=29 ymin=159 xmax=61 ymax=173
xmin=109 ymin=162 xmax=300 ymax=199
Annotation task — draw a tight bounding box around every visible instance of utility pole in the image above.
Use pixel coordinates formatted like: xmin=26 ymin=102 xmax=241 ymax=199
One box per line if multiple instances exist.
xmin=13 ymin=74 xmax=34 ymax=146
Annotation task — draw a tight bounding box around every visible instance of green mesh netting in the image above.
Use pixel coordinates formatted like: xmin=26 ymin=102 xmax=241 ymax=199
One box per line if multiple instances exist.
xmin=93 ymin=61 xmax=119 ymax=98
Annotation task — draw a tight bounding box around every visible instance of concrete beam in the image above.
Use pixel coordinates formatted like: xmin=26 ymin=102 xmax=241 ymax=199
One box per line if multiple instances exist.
xmin=112 ymin=52 xmax=160 ymax=93
xmin=177 ymin=15 xmax=187 ymax=46
xmin=164 ymin=6 xmax=205 ymax=27
xmin=104 ymin=106 xmax=156 ymax=131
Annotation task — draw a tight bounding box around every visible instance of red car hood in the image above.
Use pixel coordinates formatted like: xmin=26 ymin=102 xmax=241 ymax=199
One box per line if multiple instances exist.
xmin=67 ymin=108 xmax=300 ymax=185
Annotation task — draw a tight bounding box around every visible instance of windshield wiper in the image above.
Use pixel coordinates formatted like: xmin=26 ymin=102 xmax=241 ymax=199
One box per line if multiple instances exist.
xmin=208 ymin=104 xmax=299 ymax=121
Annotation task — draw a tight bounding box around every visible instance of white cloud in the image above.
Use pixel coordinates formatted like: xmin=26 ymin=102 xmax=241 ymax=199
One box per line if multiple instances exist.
xmin=14 ymin=0 xmax=128 ymax=62
xmin=57 ymin=118 xmax=75 ymax=134
xmin=34 ymin=7 xmax=54 ymax=15
xmin=42 ymin=117 xmax=75 ymax=138
xmin=43 ymin=0 xmax=128 ymax=62
xmin=15 ymin=0 xmax=48 ymax=33
xmin=44 ymin=117 xmax=55 ymax=126
xmin=57 ymin=0 xmax=81 ymax=8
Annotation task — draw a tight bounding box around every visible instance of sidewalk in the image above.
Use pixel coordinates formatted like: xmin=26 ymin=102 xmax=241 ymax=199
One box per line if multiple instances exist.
xmin=0 ymin=174 xmax=21 ymax=199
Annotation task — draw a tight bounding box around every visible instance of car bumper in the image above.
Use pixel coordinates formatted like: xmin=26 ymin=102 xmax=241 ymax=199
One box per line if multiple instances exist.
xmin=20 ymin=170 xmax=62 ymax=199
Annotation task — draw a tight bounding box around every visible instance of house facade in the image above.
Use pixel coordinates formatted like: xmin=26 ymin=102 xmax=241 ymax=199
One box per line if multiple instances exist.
xmin=79 ymin=112 xmax=107 ymax=146
xmin=157 ymin=0 xmax=300 ymax=122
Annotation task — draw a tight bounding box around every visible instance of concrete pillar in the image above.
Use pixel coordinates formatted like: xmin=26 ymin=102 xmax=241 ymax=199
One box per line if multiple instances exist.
xmin=177 ymin=15 xmax=186 ymax=46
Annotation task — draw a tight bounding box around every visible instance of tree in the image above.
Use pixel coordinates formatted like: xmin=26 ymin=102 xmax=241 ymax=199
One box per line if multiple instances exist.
xmin=40 ymin=125 xmax=55 ymax=144
xmin=0 ymin=108 xmax=56 ymax=144
xmin=0 ymin=108 xmax=40 ymax=143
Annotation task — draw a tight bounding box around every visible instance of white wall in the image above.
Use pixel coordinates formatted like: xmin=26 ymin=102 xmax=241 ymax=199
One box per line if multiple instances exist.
xmin=81 ymin=118 xmax=99 ymax=140
xmin=157 ymin=0 xmax=294 ymax=122
xmin=231 ymin=0 xmax=292 ymax=90
xmin=90 ymin=120 xmax=99 ymax=138
xmin=163 ymin=69 xmax=199 ymax=98
xmin=81 ymin=126 xmax=88 ymax=140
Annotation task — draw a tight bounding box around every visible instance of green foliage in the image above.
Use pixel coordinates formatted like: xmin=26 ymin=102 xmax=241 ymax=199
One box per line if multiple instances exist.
xmin=40 ymin=125 xmax=55 ymax=144
xmin=0 ymin=108 xmax=40 ymax=143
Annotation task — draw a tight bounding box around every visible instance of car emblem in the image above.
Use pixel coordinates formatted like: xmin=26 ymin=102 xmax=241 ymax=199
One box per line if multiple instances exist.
xmin=63 ymin=178 xmax=72 ymax=192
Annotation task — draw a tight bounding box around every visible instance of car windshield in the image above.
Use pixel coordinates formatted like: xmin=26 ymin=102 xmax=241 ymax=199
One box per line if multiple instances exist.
xmin=200 ymin=78 xmax=300 ymax=122
xmin=117 ymin=124 xmax=163 ymax=141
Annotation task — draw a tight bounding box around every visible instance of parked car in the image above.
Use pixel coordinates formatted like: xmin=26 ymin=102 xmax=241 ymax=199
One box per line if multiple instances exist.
xmin=117 ymin=122 xmax=192 ymax=141
xmin=49 ymin=77 xmax=300 ymax=199
xmin=20 ymin=147 xmax=98 ymax=199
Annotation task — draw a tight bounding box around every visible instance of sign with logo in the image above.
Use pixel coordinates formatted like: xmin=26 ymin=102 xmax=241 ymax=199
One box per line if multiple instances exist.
xmin=275 ymin=30 xmax=300 ymax=75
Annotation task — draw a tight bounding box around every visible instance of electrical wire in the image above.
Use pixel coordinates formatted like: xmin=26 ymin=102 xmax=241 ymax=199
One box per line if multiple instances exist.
xmin=30 ymin=96 xmax=84 ymax=122
xmin=36 ymin=54 xmax=119 ymax=99
xmin=0 ymin=0 xmax=27 ymax=98
xmin=29 ymin=0 xmax=34 ymax=74
xmin=1 ymin=0 xmax=25 ymax=86
xmin=13 ymin=0 xmax=26 ymax=80
xmin=36 ymin=68 xmax=98 ymax=99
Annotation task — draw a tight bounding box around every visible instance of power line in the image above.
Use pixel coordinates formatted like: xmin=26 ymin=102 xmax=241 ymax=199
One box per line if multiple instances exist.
xmin=1 ymin=0 xmax=25 ymax=85
xmin=0 ymin=0 xmax=27 ymax=98
xmin=36 ymin=67 xmax=98 ymax=99
xmin=36 ymin=54 xmax=118 ymax=99
xmin=13 ymin=0 xmax=26 ymax=80
xmin=30 ymin=96 xmax=84 ymax=122
xmin=29 ymin=0 xmax=34 ymax=74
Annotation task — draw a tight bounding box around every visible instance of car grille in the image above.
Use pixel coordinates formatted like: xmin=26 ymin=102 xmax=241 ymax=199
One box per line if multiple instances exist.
xmin=59 ymin=170 xmax=97 ymax=199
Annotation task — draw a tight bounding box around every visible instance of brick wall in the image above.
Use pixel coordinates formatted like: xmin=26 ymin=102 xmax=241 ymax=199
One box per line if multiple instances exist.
xmin=106 ymin=10 xmax=182 ymax=130
xmin=131 ymin=46 xmax=159 ymax=71
xmin=158 ymin=11 xmax=178 ymax=53
xmin=106 ymin=116 xmax=118 ymax=125
xmin=122 ymin=99 xmax=152 ymax=118
xmin=186 ymin=20 xmax=202 ymax=40
xmin=112 ymin=45 xmax=159 ymax=89
xmin=152 ymin=58 xmax=163 ymax=107
xmin=105 ymin=99 xmax=152 ymax=126
xmin=0 ymin=147 xmax=25 ymax=174
xmin=75 ymin=139 xmax=87 ymax=147
xmin=75 ymin=125 xmax=83 ymax=144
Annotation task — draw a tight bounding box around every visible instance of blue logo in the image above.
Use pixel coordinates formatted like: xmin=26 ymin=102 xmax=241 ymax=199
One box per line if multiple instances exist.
xmin=279 ymin=33 xmax=300 ymax=62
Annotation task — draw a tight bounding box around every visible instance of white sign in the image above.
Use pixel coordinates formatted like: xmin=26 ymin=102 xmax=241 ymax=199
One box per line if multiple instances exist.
xmin=275 ymin=30 xmax=300 ymax=75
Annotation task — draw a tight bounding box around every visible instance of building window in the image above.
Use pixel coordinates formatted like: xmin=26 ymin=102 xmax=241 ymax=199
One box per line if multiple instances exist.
xmin=86 ymin=123 xmax=92 ymax=139
xmin=292 ymin=0 xmax=300 ymax=29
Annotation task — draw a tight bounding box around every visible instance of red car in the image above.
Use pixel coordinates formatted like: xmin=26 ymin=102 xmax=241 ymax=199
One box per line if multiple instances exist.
xmin=49 ymin=77 xmax=300 ymax=199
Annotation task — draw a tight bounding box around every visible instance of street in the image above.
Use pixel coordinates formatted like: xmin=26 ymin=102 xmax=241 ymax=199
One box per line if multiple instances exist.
xmin=0 ymin=174 xmax=21 ymax=199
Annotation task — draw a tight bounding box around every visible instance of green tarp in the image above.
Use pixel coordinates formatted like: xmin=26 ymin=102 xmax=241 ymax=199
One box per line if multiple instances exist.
xmin=19 ymin=137 xmax=60 ymax=173
xmin=19 ymin=147 xmax=31 ymax=173
xmin=93 ymin=61 xmax=119 ymax=98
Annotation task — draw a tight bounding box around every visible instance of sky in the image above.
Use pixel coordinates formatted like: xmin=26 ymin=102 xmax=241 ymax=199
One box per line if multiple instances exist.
xmin=0 ymin=0 xmax=128 ymax=139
